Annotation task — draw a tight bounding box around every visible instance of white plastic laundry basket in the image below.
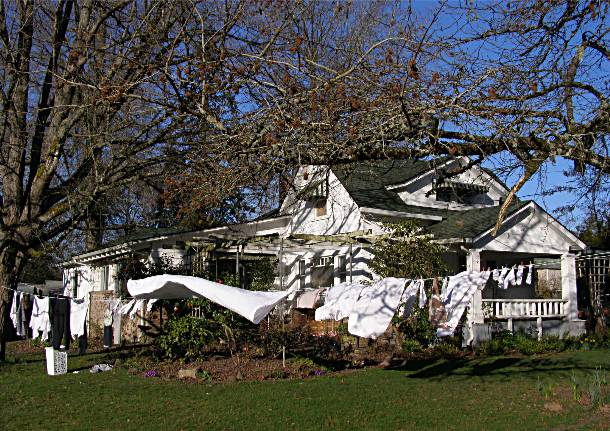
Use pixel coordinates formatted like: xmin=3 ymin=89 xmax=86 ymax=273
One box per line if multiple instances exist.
xmin=45 ymin=347 xmax=67 ymax=376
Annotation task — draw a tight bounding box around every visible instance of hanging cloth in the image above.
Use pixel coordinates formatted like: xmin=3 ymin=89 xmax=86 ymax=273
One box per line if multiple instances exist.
xmin=70 ymin=298 xmax=89 ymax=339
xmin=492 ymin=268 xmax=500 ymax=281
xmin=10 ymin=291 xmax=23 ymax=336
xmin=502 ymin=267 xmax=517 ymax=290
xmin=30 ymin=296 xmax=51 ymax=341
xmin=515 ymin=265 xmax=525 ymax=285
xmin=429 ymin=278 xmax=447 ymax=328
xmin=497 ymin=266 xmax=510 ymax=287
xmin=129 ymin=299 xmax=146 ymax=319
xmin=119 ymin=299 xmax=137 ymax=315
xmin=347 ymin=278 xmax=410 ymax=339
xmin=417 ymin=279 xmax=427 ymax=308
xmin=315 ymin=282 xmax=365 ymax=321
xmin=437 ymin=271 xmax=491 ymax=337
xmin=526 ymin=264 xmax=534 ymax=285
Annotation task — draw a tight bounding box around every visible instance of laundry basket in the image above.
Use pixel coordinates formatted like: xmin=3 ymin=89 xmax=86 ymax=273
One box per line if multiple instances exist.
xmin=45 ymin=347 xmax=67 ymax=376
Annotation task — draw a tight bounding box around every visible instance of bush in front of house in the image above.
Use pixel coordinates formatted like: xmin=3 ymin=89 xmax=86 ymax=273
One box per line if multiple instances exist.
xmin=475 ymin=330 xmax=610 ymax=356
xmin=157 ymin=317 xmax=218 ymax=360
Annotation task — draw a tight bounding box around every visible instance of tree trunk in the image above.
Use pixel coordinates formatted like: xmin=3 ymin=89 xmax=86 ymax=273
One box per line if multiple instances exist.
xmin=0 ymin=247 xmax=21 ymax=362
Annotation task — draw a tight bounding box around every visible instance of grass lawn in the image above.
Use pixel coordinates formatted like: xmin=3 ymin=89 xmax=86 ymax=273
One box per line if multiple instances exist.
xmin=1 ymin=346 xmax=609 ymax=430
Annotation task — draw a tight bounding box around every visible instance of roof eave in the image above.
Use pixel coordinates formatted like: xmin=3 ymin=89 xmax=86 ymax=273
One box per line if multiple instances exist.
xmin=360 ymin=207 xmax=443 ymax=221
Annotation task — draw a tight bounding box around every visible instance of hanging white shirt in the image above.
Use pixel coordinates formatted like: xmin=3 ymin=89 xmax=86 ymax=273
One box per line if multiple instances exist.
xmin=347 ymin=278 xmax=409 ymax=339
xmin=30 ymin=296 xmax=51 ymax=340
xmin=10 ymin=291 xmax=20 ymax=332
xmin=70 ymin=299 xmax=89 ymax=338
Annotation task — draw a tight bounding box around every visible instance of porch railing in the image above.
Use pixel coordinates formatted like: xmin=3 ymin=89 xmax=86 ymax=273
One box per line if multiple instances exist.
xmin=482 ymin=299 xmax=568 ymax=319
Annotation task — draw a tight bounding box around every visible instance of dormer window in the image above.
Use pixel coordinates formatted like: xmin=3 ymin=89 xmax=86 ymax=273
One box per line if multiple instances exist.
xmin=434 ymin=180 xmax=488 ymax=204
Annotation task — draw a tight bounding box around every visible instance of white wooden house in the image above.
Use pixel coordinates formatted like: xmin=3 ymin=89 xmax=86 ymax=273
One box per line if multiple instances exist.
xmin=62 ymin=157 xmax=587 ymax=344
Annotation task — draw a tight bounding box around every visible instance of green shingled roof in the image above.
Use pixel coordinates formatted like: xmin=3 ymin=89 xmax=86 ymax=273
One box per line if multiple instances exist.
xmin=331 ymin=158 xmax=528 ymax=241
xmin=332 ymin=158 xmax=450 ymax=213
xmin=428 ymin=201 xmax=531 ymax=240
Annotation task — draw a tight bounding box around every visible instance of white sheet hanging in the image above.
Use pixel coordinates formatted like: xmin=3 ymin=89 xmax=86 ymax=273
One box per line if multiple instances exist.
xmin=127 ymin=274 xmax=290 ymax=324
xmin=314 ymin=282 xmax=365 ymax=321
xmin=437 ymin=270 xmax=490 ymax=337
xmin=129 ymin=299 xmax=145 ymax=319
xmin=347 ymin=278 xmax=409 ymax=339
xmin=515 ymin=265 xmax=525 ymax=285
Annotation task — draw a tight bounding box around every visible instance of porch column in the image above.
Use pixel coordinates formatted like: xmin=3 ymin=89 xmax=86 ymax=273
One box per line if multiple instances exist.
xmin=467 ymin=249 xmax=484 ymax=324
xmin=561 ymin=253 xmax=578 ymax=321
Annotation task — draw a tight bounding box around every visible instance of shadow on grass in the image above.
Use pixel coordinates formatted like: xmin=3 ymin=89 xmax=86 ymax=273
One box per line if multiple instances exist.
xmin=387 ymin=353 xmax=610 ymax=382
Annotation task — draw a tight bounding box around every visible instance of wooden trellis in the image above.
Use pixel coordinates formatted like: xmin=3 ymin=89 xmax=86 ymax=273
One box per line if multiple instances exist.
xmin=576 ymin=253 xmax=610 ymax=313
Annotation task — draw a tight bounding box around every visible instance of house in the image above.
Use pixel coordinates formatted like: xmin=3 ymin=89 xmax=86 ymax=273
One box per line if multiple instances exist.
xmin=62 ymin=157 xmax=587 ymax=344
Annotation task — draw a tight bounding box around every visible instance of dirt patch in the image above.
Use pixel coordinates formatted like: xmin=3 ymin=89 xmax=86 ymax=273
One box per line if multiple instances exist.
xmin=128 ymin=353 xmax=350 ymax=383
xmin=544 ymin=402 xmax=563 ymax=413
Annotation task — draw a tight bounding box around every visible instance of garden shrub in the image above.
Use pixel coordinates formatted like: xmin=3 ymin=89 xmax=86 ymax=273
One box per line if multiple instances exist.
xmin=431 ymin=342 xmax=462 ymax=358
xmin=474 ymin=330 xmax=610 ymax=356
xmin=158 ymin=316 xmax=217 ymax=360
xmin=401 ymin=339 xmax=423 ymax=353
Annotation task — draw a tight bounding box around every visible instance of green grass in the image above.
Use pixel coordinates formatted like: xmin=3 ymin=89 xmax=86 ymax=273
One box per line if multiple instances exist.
xmin=1 ymin=348 xmax=609 ymax=430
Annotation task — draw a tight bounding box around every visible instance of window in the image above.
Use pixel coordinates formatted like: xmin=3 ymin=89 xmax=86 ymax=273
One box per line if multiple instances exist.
xmin=311 ymin=256 xmax=334 ymax=288
xmin=298 ymin=259 xmax=307 ymax=289
xmin=337 ymin=255 xmax=347 ymax=283
xmin=100 ymin=266 xmax=109 ymax=291
xmin=314 ymin=198 xmax=327 ymax=217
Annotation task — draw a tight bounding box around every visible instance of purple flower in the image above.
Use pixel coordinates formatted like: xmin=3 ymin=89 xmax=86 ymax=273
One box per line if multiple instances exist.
xmin=313 ymin=369 xmax=325 ymax=376
xmin=145 ymin=369 xmax=158 ymax=377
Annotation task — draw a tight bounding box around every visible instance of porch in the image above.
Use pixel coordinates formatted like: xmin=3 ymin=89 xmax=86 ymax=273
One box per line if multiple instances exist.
xmin=466 ymin=251 xmax=586 ymax=344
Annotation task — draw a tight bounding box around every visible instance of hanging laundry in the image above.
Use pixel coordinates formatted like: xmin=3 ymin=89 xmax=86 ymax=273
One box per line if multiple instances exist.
xmin=437 ymin=270 xmax=491 ymax=337
xmin=417 ymin=279 xmax=427 ymax=308
xmin=296 ymin=288 xmax=325 ymax=309
xmin=526 ymin=264 xmax=534 ymax=285
xmin=103 ymin=308 xmax=113 ymax=348
xmin=10 ymin=292 xmax=23 ymax=336
xmin=129 ymin=299 xmax=145 ymax=319
xmin=515 ymin=265 xmax=525 ymax=285
xmin=429 ymin=278 xmax=447 ymax=328
xmin=401 ymin=280 xmax=422 ymax=319
xmin=119 ymin=298 xmax=137 ymax=315
xmin=30 ymin=296 xmax=51 ymax=341
xmin=127 ymin=275 xmax=291 ymax=325
xmin=50 ymin=297 xmax=71 ymax=350
xmin=440 ymin=277 xmax=449 ymax=302
xmin=146 ymin=298 xmax=159 ymax=312
xmin=492 ymin=268 xmax=500 ymax=281
xmin=315 ymin=282 xmax=365 ymax=321
xmin=347 ymin=278 xmax=409 ymax=339
xmin=497 ymin=266 xmax=510 ymax=287
xmin=70 ymin=299 xmax=89 ymax=339
xmin=112 ymin=299 xmax=122 ymax=346
xmin=502 ymin=267 xmax=517 ymax=290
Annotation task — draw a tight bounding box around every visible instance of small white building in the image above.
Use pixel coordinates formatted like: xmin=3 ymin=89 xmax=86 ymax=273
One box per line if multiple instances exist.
xmin=62 ymin=157 xmax=587 ymax=344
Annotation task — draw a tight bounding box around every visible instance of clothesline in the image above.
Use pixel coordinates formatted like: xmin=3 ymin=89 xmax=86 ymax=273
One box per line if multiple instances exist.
xmin=0 ymin=285 xmax=131 ymax=302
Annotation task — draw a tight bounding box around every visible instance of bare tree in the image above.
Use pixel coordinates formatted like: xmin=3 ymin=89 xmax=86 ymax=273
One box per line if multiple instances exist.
xmin=171 ymin=1 xmax=609 ymax=231
xmin=0 ymin=0 xmax=229 ymax=360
